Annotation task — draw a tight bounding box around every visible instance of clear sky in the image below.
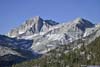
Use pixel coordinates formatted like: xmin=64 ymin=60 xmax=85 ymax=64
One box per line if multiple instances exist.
xmin=0 ymin=0 xmax=100 ymax=34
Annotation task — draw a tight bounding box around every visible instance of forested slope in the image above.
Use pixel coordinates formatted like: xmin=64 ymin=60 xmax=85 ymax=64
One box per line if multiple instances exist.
xmin=12 ymin=36 xmax=100 ymax=67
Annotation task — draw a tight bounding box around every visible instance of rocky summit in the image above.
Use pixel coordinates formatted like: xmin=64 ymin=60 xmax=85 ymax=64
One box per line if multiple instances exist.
xmin=7 ymin=16 xmax=59 ymax=38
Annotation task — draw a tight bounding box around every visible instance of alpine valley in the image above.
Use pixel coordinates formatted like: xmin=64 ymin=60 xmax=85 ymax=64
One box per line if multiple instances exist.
xmin=0 ymin=16 xmax=100 ymax=67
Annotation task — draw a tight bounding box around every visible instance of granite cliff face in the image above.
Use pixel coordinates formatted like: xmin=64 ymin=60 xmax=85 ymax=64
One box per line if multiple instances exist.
xmin=6 ymin=16 xmax=100 ymax=53
xmin=7 ymin=16 xmax=58 ymax=38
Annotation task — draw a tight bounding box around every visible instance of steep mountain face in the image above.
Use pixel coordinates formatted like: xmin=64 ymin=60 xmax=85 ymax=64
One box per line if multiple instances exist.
xmin=7 ymin=16 xmax=59 ymax=38
xmin=30 ymin=18 xmax=96 ymax=53
xmin=6 ymin=16 xmax=100 ymax=54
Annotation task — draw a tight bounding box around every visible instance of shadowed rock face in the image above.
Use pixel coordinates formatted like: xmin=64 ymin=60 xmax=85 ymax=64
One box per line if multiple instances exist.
xmin=0 ymin=34 xmax=41 ymax=67
xmin=74 ymin=18 xmax=95 ymax=31
xmin=0 ymin=54 xmax=26 ymax=67
xmin=0 ymin=34 xmax=33 ymax=49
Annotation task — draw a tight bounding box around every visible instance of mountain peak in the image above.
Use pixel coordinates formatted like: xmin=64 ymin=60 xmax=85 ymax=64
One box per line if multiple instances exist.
xmin=73 ymin=17 xmax=94 ymax=26
xmin=73 ymin=17 xmax=94 ymax=25
xmin=72 ymin=17 xmax=95 ymax=31
xmin=33 ymin=16 xmax=41 ymax=20
xmin=7 ymin=16 xmax=59 ymax=37
xmin=73 ymin=17 xmax=86 ymax=24
xmin=29 ymin=16 xmax=42 ymax=22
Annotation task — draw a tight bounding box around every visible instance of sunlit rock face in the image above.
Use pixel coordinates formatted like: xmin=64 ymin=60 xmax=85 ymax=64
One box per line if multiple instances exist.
xmin=7 ymin=16 xmax=58 ymax=38
xmin=6 ymin=16 xmax=100 ymax=54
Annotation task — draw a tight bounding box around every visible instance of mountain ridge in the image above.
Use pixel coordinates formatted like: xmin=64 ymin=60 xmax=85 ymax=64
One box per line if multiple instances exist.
xmin=5 ymin=16 xmax=100 ymax=54
xmin=1 ymin=16 xmax=100 ymax=67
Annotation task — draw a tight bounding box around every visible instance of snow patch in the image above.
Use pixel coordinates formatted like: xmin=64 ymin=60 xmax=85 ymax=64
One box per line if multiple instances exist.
xmin=39 ymin=32 xmax=46 ymax=35
xmin=47 ymin=34 xmax=63 ymax=40
xmin=83 ymin=32 xmax=87 ymax=37
xmin=19 ymin=31 xmax=24 ymax=34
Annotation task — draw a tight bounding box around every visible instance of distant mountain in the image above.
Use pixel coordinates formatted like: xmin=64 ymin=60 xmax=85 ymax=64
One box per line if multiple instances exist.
xmin=6 ymin=16 xmax=100 ymax=54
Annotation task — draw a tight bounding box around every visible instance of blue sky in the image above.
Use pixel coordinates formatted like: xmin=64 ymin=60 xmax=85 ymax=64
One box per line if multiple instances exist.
xmin=0 ymin=0 xmax=100 ymax=34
